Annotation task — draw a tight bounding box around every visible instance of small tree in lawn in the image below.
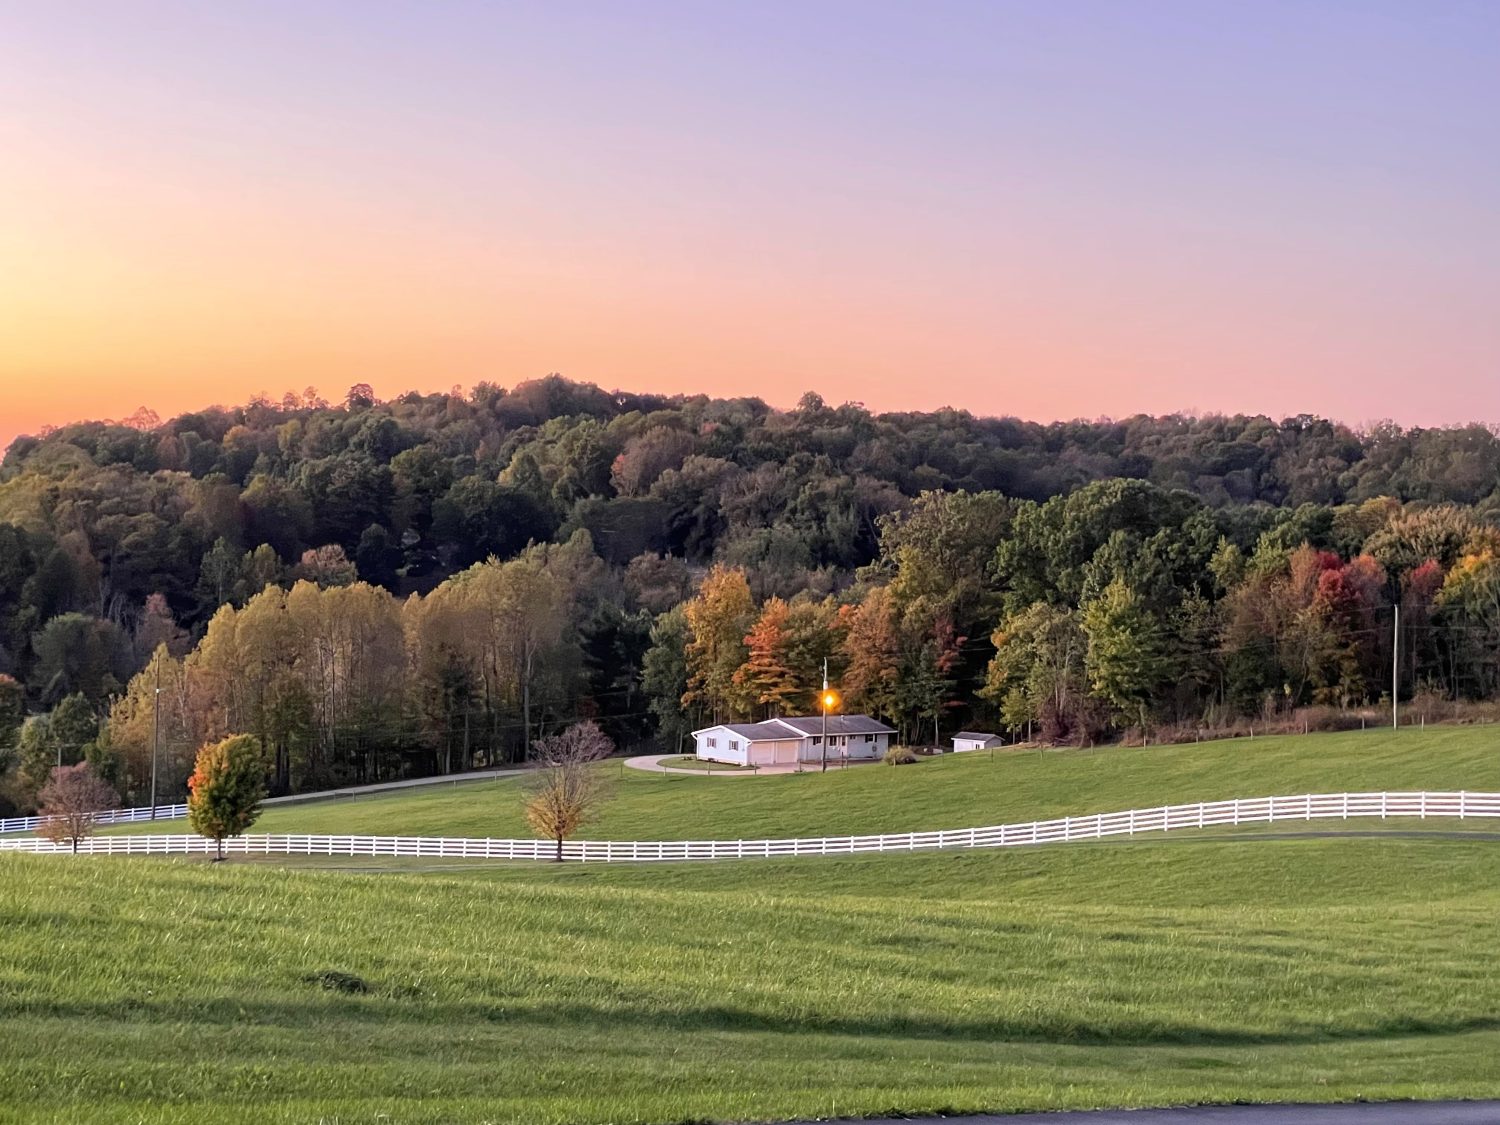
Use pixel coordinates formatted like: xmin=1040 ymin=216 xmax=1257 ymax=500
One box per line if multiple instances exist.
xmin=38 ymin=763 xmax=118 ymax=853
xmin=187 ymin=734 xmax=268 ymax=861
xmin=524 ymin=720 xmax=614 ymax=861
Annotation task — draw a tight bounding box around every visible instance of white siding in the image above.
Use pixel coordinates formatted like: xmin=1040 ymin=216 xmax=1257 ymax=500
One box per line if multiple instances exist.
xmin=953 ymin=737 xmax=1000 ymax=752
xmin=747 ymin=738 xmax=800 ymax=765
xmin=799 ymin=732 xmax=885 ymax=761
xmin=695 ymin=729 xmax=749 ymax=765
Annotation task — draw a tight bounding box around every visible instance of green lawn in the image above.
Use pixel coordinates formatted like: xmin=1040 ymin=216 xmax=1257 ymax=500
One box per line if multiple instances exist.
xmin=3 ymin=835 xmax=1500 ymax=1124
xmin=114 ymin=724 xmax=1500 ymax=841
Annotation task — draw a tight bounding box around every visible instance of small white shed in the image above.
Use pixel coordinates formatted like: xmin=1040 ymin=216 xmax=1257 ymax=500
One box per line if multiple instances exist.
xmin=952 ymin=731 xmax=1003 ymax=752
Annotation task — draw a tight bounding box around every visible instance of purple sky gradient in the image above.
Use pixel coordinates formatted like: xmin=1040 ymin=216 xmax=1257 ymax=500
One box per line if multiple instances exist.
xmin=1 ymin=1 xmax=1498 ymax=446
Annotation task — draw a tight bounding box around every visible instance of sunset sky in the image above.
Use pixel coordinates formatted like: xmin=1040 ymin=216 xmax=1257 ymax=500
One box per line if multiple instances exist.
xmin=2 ymin=1 xmax=1498 ymax=448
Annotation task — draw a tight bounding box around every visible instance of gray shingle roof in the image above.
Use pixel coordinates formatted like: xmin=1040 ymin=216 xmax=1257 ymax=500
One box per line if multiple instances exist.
xmin=693 ymin=721 xmax=799 ymax=740
xmin=769 ymin=715 xmax=897 ymax=736
xmin=692 ymin=715 xmax=896 ymax=740
xmin=953 ymin=731 xmax=1000 ymax=741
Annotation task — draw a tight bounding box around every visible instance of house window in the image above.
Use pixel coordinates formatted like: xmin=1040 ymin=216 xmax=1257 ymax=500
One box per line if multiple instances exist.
xmin=707 ymin=736 xmax=717 ymax=748
xmin=864 ymin=734 xmax=873 ymax=743
xmin=729 ymin=739 xmax=740 ymax=752
xmin=811 ymin=736 xmax=821 ymax=745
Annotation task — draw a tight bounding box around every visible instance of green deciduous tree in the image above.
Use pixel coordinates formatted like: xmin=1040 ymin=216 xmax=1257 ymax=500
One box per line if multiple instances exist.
xmin=643 ymin=606 xmax=693 ymax=753
xmin=187 ymin=734 xmax=269 ymax=860
xmin=1082 ymin=579 xmax=1176 ymax=732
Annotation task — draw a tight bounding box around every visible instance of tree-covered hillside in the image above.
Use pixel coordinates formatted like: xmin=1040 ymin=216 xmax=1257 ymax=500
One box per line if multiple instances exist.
xmin=4 ymin=376 xmax=1500 ymax=812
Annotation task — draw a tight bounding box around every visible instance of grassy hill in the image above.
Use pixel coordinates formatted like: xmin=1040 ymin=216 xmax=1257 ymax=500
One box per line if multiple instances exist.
xmin=4 ymin=834 xmax=1500 ymax=1124
xmin=10 ymin=729 xmax=1500 ymax=1122
xmin=118 ymin=725 xmax=1500 ymax=841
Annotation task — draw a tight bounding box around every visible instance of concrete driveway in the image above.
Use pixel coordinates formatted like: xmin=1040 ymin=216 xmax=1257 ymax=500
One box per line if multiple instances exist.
xmin=625 ymin=754 xmax=878 ymax=776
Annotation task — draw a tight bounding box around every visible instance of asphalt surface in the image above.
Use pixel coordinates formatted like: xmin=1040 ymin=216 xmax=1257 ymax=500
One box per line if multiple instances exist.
xmin=787 ymin=1102 xmax=1500 ymax=1124
xmin=260 ymin=765 xmax=527 ymax=805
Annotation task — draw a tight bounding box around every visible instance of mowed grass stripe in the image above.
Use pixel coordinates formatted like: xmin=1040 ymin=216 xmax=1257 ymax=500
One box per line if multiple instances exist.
xmin=4 ymin=836 xmax=1500 ymax=1123
xmin=110 ymin=725 xmax=1500 ymax=842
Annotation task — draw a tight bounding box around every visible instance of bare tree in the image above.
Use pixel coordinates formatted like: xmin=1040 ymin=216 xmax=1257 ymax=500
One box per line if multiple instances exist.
xmin=524 ymin=721 xmax=614 ymax=860
xmin=38 ymin=763 xmax=118 ymax=854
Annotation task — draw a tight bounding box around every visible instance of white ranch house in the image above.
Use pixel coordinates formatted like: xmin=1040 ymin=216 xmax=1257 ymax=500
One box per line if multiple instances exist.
xmin=693 ymin=715 xmax=896 ymax=766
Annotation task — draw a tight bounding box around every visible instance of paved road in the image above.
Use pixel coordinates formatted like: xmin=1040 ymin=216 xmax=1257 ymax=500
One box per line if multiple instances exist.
xmin=787 ymin=1102 xmax=1500 ymax=1124
xmin=262 ymin=765 xmax=527 ymax=806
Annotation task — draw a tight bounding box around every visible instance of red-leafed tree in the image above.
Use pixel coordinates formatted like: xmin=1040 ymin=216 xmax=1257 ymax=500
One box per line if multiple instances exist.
xmin=732 ymin=597 xmax=800 ymax=718
xmin=1403 ymin=558 xmax=1446 ymax=689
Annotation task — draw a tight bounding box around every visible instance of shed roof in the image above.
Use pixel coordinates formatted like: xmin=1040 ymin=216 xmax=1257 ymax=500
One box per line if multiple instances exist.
xmin=953 ymin=731 xmax=1000 ymax=741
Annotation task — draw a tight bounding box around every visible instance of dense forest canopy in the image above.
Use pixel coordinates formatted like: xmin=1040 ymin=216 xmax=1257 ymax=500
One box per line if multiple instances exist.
xmin=4 ymin=375 xmax=1500 ymax=812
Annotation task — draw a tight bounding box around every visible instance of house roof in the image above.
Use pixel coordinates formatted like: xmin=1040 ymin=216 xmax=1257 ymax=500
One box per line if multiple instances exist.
xmin=693 ymin=721 xmax=800 ymax=741
xmin=692 ymin=715 xmax=896 ymax=740
xmin=768 ymin=715 xmax=897 ymax=737
xmin=953 ymin=731 xmax=1000 ymax=741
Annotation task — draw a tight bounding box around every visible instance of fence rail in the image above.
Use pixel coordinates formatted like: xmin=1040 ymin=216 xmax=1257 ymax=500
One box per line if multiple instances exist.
xmin=2 ymin=791 xmax=1497 ymax=862
xmin=0 ymin=802 xmax=189 ymax=835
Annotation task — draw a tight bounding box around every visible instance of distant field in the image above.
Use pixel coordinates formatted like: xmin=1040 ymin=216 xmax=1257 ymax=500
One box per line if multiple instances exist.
xmin=4 ymin=835 xmax=1500 ymax=1124
xmin=111 ymin=725 xmax=1500 ymax=842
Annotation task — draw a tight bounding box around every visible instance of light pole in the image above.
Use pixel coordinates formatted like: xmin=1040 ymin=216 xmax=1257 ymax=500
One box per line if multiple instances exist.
xmin=150 ymin=651 xmax=161 ymax=818
xmin=819 ymin=659 xmax=840 ymax=775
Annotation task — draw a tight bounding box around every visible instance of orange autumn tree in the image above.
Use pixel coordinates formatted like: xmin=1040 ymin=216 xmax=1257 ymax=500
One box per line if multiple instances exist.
xmin=681 ymin=565 xmax=755 ymax=722
xmin=840 ymin=586 xmax=902 ymax=725
xmin=732 ymin=597 xmax=800 ymax=718
xmin=187 ymin=734 xmax=269 ymax=861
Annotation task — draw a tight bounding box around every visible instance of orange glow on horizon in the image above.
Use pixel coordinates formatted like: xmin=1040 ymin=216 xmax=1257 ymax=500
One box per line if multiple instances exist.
xmin=4 ymin=4 xmax=1498 ymax=445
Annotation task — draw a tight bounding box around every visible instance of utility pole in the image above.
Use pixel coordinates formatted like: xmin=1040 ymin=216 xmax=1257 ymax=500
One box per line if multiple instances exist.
xmin=150 ymin=651 xmax=161 ymax=818
xmin=1391 ymin=605 xmax=1400 ymax=731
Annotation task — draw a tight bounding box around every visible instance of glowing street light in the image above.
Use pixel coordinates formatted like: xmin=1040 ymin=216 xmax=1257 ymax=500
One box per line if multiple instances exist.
xmin=820 ymin=662 xmax=840 ymax=774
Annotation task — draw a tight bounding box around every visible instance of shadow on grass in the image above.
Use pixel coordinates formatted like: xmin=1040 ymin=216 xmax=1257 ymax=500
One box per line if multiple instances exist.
xmin=7 ymin=995 xmax=1500 ymax=1049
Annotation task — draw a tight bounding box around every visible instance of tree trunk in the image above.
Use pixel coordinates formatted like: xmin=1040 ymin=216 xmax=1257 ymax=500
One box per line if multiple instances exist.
xmin=521 ymin=643 xmax=534 ymax=761
xmin=554 ymin=833 xmax=563 ymax=862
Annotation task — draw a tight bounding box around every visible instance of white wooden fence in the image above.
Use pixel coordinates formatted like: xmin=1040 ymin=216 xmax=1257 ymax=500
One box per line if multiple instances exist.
xmin=0 ymin=802 xmax=189 ymax=835
xmin=2 ymin=791 xmax=1496 ymax=862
